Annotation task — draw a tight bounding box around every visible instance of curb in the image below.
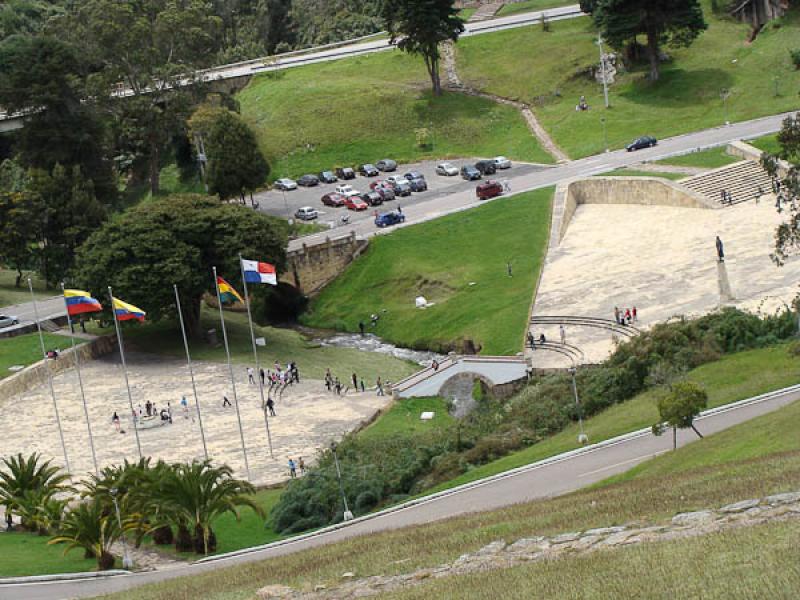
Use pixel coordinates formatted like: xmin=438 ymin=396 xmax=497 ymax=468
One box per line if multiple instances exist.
xmin=0 ymin=570 xmax=132 ymax=586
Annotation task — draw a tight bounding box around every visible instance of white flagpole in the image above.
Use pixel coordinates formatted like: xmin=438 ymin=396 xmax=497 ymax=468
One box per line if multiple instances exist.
xmin=239 ymin=254 xmax=274 ymax=458
xmin=108 ymin=287 xmax=143 ymax=460
xmin=60 ymin=283 xmax=99 ymax=475
xmin=213 ymin=267 xmax=251 ymax=480
xmin=173 ymin=284 xmax=209 ymax=460
xmin=28 ymin=278 xmax=71 ymax=474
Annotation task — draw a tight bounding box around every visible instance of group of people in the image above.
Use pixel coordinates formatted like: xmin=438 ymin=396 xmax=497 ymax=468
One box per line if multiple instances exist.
xmin=719 ymin=189 xmax=735 ymax=205
xmin=111 ymin=400 xmax=173 ymax=432
xmin=324 ymin=368 xmax=387 ymax=396
xmin=613 ymin=306 xmax=637 ymax=325
xmin=527 ymin=331 xmax=548 ymax=348
xmin=288 ymin=456 xmax=306 ymax=478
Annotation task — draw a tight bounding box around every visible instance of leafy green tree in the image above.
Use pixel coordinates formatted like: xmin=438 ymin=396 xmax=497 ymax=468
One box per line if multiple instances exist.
xmin=0 ymin=160 xmax=38 ymax=287
xmin=0 ymin=453 xmax=71 ymax=531
xmin=381 ymin=0 xmax=465 ymax=96
xmin=0 ymin=0 xmax=69 ymax=39
xmin=50 ymin=498 xmax=121 ymax=570
xmin=205 ymin=110 xmax=269 ymax=204
xmin=73 ymin=194 xmax=287 ymax=337
xmin=653 ymin=381 xmax=708 ymax=449
xmin=592 ymin=0 xmax=707 ymax=81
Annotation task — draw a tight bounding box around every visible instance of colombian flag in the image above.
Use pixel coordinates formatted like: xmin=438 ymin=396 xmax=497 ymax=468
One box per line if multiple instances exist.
xmin=216 ymin=277 xmax=244 ymax=305
xmin=112 ymin=297 xmax=146 ymax=322
xmin=64 ymin=289 xmax=102 ymax=316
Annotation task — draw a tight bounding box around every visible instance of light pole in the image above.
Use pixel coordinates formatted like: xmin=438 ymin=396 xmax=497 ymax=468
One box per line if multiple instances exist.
xmin=720 ymin=88 xmax=730 ymax=126
xmin=597 ymin=34 xmax=610 ymax=109
xmin=330 ymin=442 xmax=353 ymax=521
xmin=281 ymin=188 xmax=293 ymax=225
xmin=110 ymin=488 xmax=133 ymax=570
xmin=569 ymin=368 xmax=588 ymax=445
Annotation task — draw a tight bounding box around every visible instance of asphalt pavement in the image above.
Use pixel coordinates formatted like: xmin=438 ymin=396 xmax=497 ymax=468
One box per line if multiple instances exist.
xmin=3 ymin=384 xmax=797 ymax=600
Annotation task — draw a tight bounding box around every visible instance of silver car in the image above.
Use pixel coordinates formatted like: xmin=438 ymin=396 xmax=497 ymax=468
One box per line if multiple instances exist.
xmin=275 ymin=178 xmax=298 ymax=191
xmin=295 ymin=206 xmax=319 ymax=221
xmin=493 ymin=156 xmax=512 ymax=169
xmin=0 ymin=314 xmax=19 ymax=328
xmin=436 ymin=162 xmax=458 ymax=176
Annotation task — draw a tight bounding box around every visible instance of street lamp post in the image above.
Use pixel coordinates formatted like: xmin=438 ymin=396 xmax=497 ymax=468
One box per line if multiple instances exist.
xmin=569 ymin=368 xmax=588 ymax=445
xmin=720 ymin=88 xmax=730 ymax=126
xmin=110 ymin=488 xmax=133 ymax=570
xmin=281 ymin=188 xmax=293 ymax=225
xmin=597 ymin=34 xmax=610 ymax=109
xmin=330 ymin=442 xmax=353 ymax=521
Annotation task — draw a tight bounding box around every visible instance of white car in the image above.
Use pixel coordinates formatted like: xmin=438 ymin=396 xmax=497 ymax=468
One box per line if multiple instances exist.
xmin=493 ymin=156 xmax=512 ymax=169
xmin=436 ymin=162 xmax=458 ymax=176
xmin=0 ymin=314 xmax=19 ymax=328
xmin=335 ymin=184 xmax=361 ymax=197
xmin=387 ymin=174 xmax=407 ymax=186
xmin=295 ymin=206 xmax=319 ymax=221
xmin=275 ymin=178 xmax=298 ymax=191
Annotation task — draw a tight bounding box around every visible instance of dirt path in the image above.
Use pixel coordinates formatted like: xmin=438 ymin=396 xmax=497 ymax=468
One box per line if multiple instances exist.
xmin=440 ymin=41 xmax=570 ymax=164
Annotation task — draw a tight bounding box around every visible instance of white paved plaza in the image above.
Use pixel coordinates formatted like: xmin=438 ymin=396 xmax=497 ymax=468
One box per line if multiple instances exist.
xmin=531 ymin=197 xmax=800 ymax=367
xmin=0 ymin=353 xmax=391 ymax=485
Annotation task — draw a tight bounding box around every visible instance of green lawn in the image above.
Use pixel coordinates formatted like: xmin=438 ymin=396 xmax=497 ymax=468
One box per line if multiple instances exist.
xmin=425 ymin=342 xmax=800 ymax=492
xmin=0 ymin=332 xmax=73 ymax=380
xmin=747 ymin=133 xmax=780 ymax=155
xmin=123 ymin=163 xmax=207 ymax=207
xmin=0 ymin=531 xmax=100 ymax=577
xmin=497 ymin=0 xmax=576 ymax=17
xmin=302 ymin=187 xmax=553 ymax=355
xmin=655 ymin=146 xmax=740 ymax=169
xmin=596 ymin=168 xmax=687 ymax=180
xmin=92 ymin=307 xmax=417 ymax=383
xmin=358 ymin=397 xmax=453 ymax=441
xmin=457 ymin=2 xmax=800 ymax=158
xmin=237 ymin=50 xmax=553 ymax=181
xmin=0 ymin=269 xmax=51 ymax=307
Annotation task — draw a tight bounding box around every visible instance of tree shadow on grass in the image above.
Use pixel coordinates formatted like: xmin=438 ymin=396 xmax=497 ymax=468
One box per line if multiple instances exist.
xmin=618 ymin=67 xmax=735 ymax=109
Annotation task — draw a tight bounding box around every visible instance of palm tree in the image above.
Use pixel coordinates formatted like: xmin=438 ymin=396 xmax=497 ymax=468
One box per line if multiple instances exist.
xmin=0 ymin=453 xmax=71 ymax=531
xmin=160 ymin=460 xmax=263 ymax=554
xmin=49 ymin=498 xmax=120 ymax=570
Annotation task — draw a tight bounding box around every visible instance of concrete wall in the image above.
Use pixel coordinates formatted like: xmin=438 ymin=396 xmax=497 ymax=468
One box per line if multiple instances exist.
xmin=282 ymin=232 xmax=369 ymax=295
xmin=394 ymin=356 xmax=528 ymax=399
xmin=557 ymin=177 xmax=715 ymax=245
xmin=728 ymin=140 xmax=793 ymax=177
xmin=0 ymin=335 xmax=117 ymax=401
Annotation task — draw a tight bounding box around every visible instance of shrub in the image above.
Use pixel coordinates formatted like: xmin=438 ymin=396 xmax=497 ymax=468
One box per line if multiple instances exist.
xmin=791 ymin=49 xmax=800 ymax=70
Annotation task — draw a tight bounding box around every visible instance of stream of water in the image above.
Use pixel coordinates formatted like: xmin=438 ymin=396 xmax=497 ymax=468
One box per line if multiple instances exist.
xmin=311 ymin=332 xmax=443 ymax=366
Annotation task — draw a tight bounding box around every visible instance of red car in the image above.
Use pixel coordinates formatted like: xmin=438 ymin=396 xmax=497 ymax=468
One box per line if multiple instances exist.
xmin=476 ymin=180 xmax=503 ymax=200
xmin=321 ymin=192 xmax=346 ymax=207
xmin=369 ymin=180 xmax=389 ymax=191
xmin=345 ymin=196 xmax=369 ymax=211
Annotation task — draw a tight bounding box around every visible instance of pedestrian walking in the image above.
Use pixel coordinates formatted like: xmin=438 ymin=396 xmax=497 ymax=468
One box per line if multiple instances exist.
xmin=507 ymin=262 xmax=513 ymax=277
xmin=559 ymin=324 xmax=566 ymax=345
xmin=359 ymin=321 xmax=365 ymax=336
xmin=503 ymin=179 xmax=511 ymax=193
xmin=260 ymin=367 xmax=265 ymax=386
xmin=180 ymin=395 xmax=189 ymax=418
xmin=614 ymin=306 xmax=620 ymax=324
xmin=298 ymin=457 xmax=306 ymax=474
xmin=360 ymin=378 xmax=366 ymax=392
xmin=288 ymin=458 xmax=296 ymax=478
xmin=112 ymin=411 xmax=120 ymax=432
xmin=222 ymin=395 xmax=232 ymax=407
xmin=539 ymin=333 xmax=546 ymax=345
xmin=624 ymin=308 xmax=631 ymax=324
xmin=527 ymin=331 xmax=535 ymax=349
xmin=376 ymin=376 xmax=384 ymax=396
xmin=247 ymin=367 xmax=255 ymax=385
xmin=632 ymin=306 xmax=638 ymax=322
xmin=716 ymin=235 xmax=725 ymax=262
xmin=266 ymin=397 xmax=276 ymax=416
xmin=335 ymin=377 xmax=342 ymax=395
xmin=352 ymin=372 xmax=358 ymax=389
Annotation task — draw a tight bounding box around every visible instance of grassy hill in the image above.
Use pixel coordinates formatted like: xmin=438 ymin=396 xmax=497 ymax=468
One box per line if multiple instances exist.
xmin=302 ymin=187 xmax=553 ymax=355
xmin=237 ymin=51 xmax=553 ymax=180
xmin=456 ymin=2 xmax=800 ymax=158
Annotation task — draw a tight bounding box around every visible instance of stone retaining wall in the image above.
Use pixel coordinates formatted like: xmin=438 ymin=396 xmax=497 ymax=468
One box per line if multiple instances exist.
xmin=728 ymin=140 xmax=793 ymax=177
xmin=0 ymin=335 xmax=116 ymax=401
xmin=282 ymin=232 xmax=369 ymax=295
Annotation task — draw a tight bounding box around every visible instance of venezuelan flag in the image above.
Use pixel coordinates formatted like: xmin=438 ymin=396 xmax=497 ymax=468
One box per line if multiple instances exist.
xmin=217 ymin=277 xmax=244 ymax=305
xmin=112 ymin=297 xmax=146 ymax=322
xmin=64 ymin=289 xmax=102 ymax=316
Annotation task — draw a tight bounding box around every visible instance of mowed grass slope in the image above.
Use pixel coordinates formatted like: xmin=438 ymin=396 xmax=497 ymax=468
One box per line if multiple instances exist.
xmin=457 ymin=2 xmax=800 ymax=158
xmin=237 ymin=51 xmax=553 ymax=180
xmin=497 ymin=0 xmax=576 ymax=16
xmin=0 ymin=332 xmax=73 ymax=380
xmin=655 ymin=146 xmax=740 ymax=169
xmin=0 ymin=532 xmax=100 ymax=577
xmin=0 ymin=269 xmax=50 ymax=307
xmin=303 ymin=187 xmax=553 ymax=355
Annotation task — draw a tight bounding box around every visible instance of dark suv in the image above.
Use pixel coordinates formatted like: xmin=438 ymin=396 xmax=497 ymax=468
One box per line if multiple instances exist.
xmin=358 ymin=163 xmax=379 ymax=177
xmin=360 ymin=191 xmax=383 ymax=206
xmin=461 ymin=165 xmax=481 ymax=181
xmin=335 ymin=167 xmax=356 ymax=180
xmin=319 ymin=170 xmax=338 ymax=184
xmin=475 ymin=160 xmax=497 ymax=176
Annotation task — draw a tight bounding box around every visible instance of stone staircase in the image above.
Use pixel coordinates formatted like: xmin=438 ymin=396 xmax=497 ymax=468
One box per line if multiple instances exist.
xmin=680 ymin=160 xmax=772 ymax=206
xmin=468 ymin=2 xmax=505 ymax=21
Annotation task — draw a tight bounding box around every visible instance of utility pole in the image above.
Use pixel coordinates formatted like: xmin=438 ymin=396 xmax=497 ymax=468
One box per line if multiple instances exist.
xmin=598 ymin=34 xmax=610 ymax=109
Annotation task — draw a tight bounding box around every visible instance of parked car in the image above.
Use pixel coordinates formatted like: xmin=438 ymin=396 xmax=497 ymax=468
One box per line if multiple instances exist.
xmin=390 ymin=180 xmax=412 ymax=196
xmin=335 ymin=183 xmax=361 ymax=197
xmin=436 ymin=162 xmax=458 ymax=176
xmin=376 ymin=159 xmax=398 ymax=172
xmin=408 ymin=177 xmax=427 ymax=192
xmin=626 ymin=136 xmax=657 ymax=151
xmin=321 ymin=192 xmax=346 ymax=207
xmin=0 ymin=314 xmax=19 ymax=328
xmin=335 ymin=167 xmax=356 ymax=180
xmin=358 ymin=163 xmax=379 ymax=177
xmin=319 ymin=170 xmax=338 ymax=184
xmin=461 ymin=165 xmax=482 ymax=181
xmin=297 ymin=174 xmax=319 ymax=187
xmin=344 ymin=196 xmax=369 ymax=211
xmin=374 ymin=186 xmax=396 ymax=202
xmin=476 ymin=180 xmax=503 ymax=200
xmin=369 ymin=180 xmax=389 ymax=191
xmin=274 ymin=178 xmax=297 ymax=190
xmin=475 ymin=160 xmax=497 ymax=175
xmin=375 ymin=211 xmax=406 ymax=228
xmin=360 ymin=191 xmax=383 ymax=206
xmin=386 ymin=174 xmax=406 ymax=186
xmin=493 ymin=156 xmax=512 ymax=169
xmin=295 ymin=206 xmax=319 ymax=220
xmin=403 ymin=171 xmax=425 ymax=182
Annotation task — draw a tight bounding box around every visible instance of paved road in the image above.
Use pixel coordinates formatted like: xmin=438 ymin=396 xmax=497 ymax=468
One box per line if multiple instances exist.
xmin=4 ymin=385 xmax=797 ymax=600
xmin=0 ymin=296 xmax=65 ymax=336
xmin=288 ymin=111 xmax=792 ymax=251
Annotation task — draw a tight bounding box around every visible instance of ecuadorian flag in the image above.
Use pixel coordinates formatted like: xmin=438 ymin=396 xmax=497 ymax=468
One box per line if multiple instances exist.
xmin=112 ymin=297 xmax=146 ymax=322
xmin=216 ymin=277 xmax=244 ymax=305
xmin=64 ymin=289 xmax=102 ymax=316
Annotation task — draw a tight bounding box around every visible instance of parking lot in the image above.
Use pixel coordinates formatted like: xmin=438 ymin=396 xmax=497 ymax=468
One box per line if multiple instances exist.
xmin=253 ymin=158 xmax=550 ymax=231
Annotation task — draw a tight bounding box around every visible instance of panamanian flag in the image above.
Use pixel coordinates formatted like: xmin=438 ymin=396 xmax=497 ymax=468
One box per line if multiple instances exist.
xmin=241 ymin=258 xmax=277 ymax=286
